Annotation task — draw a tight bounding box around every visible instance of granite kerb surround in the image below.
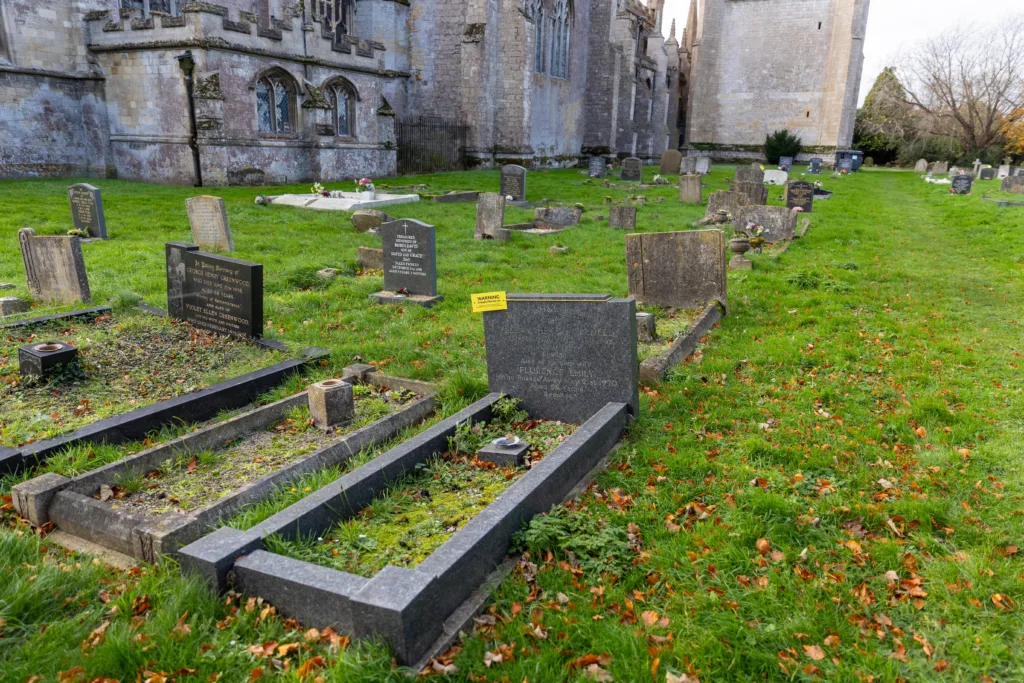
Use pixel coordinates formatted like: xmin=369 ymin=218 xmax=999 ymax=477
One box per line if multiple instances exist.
xmin=179 ymin=395 xmax=629 ymax=665
xmin=639 ymin=301 xmax=725 ymax=385
xmin=13 ymin=370 xmax=435 ymax=562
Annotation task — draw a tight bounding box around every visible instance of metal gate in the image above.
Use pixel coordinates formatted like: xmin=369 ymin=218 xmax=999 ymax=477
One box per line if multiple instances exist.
xmin=397 ymin=116 xmax=469 ymax=175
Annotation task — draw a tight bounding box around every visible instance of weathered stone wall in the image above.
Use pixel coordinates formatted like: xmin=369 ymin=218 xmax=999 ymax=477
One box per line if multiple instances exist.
xmin=685 ymin=0 xmax=869 ymax=160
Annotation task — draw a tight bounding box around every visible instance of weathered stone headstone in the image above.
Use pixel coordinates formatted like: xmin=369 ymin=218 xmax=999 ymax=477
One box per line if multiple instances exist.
xmin=679 ymin=156 xmax=697 ymax=175
xmin=808 ymin=158 xmax=823 ymax=174
xmin=734 ymin=206 xmax=797 ymax=243
xmin=0 ymin=297 xmax=29 ymax=316
xmin=625 ymin=229 xmax=726 ymax=309
xmin=659 ymin=149 xmax=683 ymax=175
xmin=475 ymin=193 xmax=506 ymax=240
xmin=695 ymin=157 xmax=711 ymax=175
xmin=185 ymin=196 xmax=233 ymax=251
xmin=357 ymin=247 xmax=383 ymax=270
xmin=1000 ymin=176 xmax=1024 ymax=194
xmin=534 ymin=206 xmax=582 ymax=227
xmin=928 ymin=161 xmax=948 ymax=175
xmin=915 ymin=159 xmax=928 ymax=173
xmin=678 ymin=175 xmax=703 ymax=204
xmin=706 ymin=191 xmax=749 ymax=218
xmin=764 ymin=170 xmax=789 ymax=186
xmin=980 ymin=168 xmax=996 ymax=181
xmin=18 ymin=228 xmax=91 ymax=304
xmin=67 ymin=183 xmax=106 ymax=239
xmin=778 ymin=156 xmax=794 ymax=171
xmin=380 ymin=219 xmax=438 ymax=297
xmin=735 ymin=166 xmax=764 ymax=184
xmin=351 ymin=209 xmax=391 ymax=232
xmin=621 ymin=157 xmax=643 ymax=182
xmin=732 ymin=180 xmax=767 ymax=205
xmin=499 ymin=165 xmax=527 ymax=202
xmin=609 ymin=205 xmax=637 ymax=231
xmin=951 ymin=174 xmax=973 ymax=195
xmin=997 ymin=164 xmax=1011 ymax=179
xmin=588 ymin=156 xmax=607 ymax=178
xmin=483 ymin=294 xmax=638 ymax=422
xmin=785 ymin=180 xmax=814 ymax=213
xmin=432 ymin=191 xmax=478 ymax=204
xmin=166 ymin=242 xmax=262 ymax=338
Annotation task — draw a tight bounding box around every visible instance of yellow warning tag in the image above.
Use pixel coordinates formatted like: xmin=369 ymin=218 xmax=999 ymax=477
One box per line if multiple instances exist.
xmin=471 ymin=291 xmax=508 ymax=313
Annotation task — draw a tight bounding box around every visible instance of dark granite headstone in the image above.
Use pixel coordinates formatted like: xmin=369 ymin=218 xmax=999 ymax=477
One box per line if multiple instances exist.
xmin=381 ymin=219 xmax=437 ymax=297
xmin=838 ymin=158 xmax=854 ymax=172
xmin=625 ymin=229 xmax=727 ymax=308
xmin=68 ymin=183 xmax=107 ymax=239
xmin=951 ymin=174 xmax=973 ymax=195
xmin=659 ymin=150 xmax=682 ymax=175
xmin=808 ymin=158 xmax=823 ymax=174
xmin=679 ymin=156 xmax=697 ymax=174
xmin=588 ymin=157 xmax=607 ymax=178
xmin=980 ymin=168 xmax=996 ymax=181
xmin=166 ymin=242 xmax=199 ymax=319
xmin=734 ymin=206 xmax=797 ymax=243
xmin=621 ymin=157 xmax=643 ymax=182
xmin=500 ymin=165 xmax=527 ymax=201
xmin=483 ymin=294 xmax=638 ymax=422
xmin=18 ymin=228 xmax=91 ymax=303
xmin=785 ymin=180 xmax=814 ymax=213
xmin=778 ymin=156 xmax=794 ymax=171
xmin=168 ymin=245 xmax=263 ymax=338
xmin=609 ymin=205 xmax=637 ymax=230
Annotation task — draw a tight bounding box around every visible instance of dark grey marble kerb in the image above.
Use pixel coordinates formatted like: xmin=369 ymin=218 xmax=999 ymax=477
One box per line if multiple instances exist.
xmin=483 ymin=294 xmax=639 ymax=422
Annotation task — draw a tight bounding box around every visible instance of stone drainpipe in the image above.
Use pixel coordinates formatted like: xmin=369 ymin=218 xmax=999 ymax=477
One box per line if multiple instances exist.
xmin=175 ymin=50 xmax=203 ymax=187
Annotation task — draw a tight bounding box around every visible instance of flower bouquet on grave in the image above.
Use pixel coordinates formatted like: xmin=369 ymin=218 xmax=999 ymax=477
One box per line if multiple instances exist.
xmin=311 ymin=182 xmax=325 ymax=197
xmin=357 ymin=177 xmax=376 ymax=200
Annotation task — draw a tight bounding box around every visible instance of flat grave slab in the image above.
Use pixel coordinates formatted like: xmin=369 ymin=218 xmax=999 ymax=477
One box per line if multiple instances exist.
xmin=267 ymin=194 xmax=420 ymax=211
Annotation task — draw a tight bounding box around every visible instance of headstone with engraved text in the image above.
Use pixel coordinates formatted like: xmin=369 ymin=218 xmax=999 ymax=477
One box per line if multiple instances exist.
xmin=785 ymin=180 xmax=814 ymax=213
xmin=588 ymin=157 xmax=607 ymax=178
xmin=626 ymin=229 xmax=726 ymax=309
xmin=186 ymin=196 xmax=234 ymax=251
xmin=166 ymin=242 xmax=263 ymax=338
xmin=499 ymin=165 xmax=527 ymax=202
xmin=18 ymin=228 xmax=91 ymax=304
xmin=951 ymin=174 xmax=973 ymax=195
xmin=621 ymin=157 xmax=643 ymax=182
xmin=68 ymin=183 xmax=107 ymax=239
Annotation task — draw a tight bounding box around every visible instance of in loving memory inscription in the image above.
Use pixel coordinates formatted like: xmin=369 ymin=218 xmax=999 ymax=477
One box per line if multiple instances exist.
xmin=182 ymin=251 xmax=263 ymax=338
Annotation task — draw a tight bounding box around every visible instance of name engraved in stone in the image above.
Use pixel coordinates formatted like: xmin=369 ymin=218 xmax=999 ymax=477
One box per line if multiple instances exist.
xmin=182 ymin=252 xmax=261 ymax=337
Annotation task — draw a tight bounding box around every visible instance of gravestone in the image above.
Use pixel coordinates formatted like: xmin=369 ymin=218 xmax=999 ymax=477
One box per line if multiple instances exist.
xmin=432 ymin=191 xmax=478 ymax=204
xmin=351 ymin=209 xmax=391 ymax=232
xmin=679 ymin=156 xmax=697 ymax=174
xmin=929 ymin=161 xmax=948 ymax=175
xmin=915 ymin=159 xmax=928 ymax=173
xmin=808 ymin=158 xmax=823 ymax=174
xmin=379 ymin=219 xmax=439 ymax=300
xmin=735 ymin=166 xmax=764 ymax=184
xmin=659 ymin=149 xmax=682 ymax=175
xmin=609 ymin=205 xmax=637 ymax=231
xmin=166 ymin=242 xmax=263 ymax=338
xmin=838 ymin=158 xmax=854 ymax=172
xmin=785 ymin=180 xmax=814 ymax=213
xmin=695 ymin=157 xmax=711 ymax=175
xmin=483 ymin=293 xmax=638 ymax=422
xmin=475 ymin=193 xmax=507 ymax=240
xmin=0 ymin=296 xmax=29 ymax=316
xmin=951 ymin=175 xmax=973 ymax=195
xmin=764 ymin=170 xmax=788 ymax=186
xmin=734 ymin=206 xmax=797 ymax=243
xmin=588 ymin=156 xmax=607 ymax=178
xmin=621 ymin=157 xmax=643 ymax=182
xmin=67 ymin=183 xmax=107 ymax=239
xmin=625 ymin=229 xmax=727 ymax=309
xmin=499 ymin=165 xmax=527 ymax=202
xmin=778 ymin=156 xmax=794 ymax=171
xmin=678 ymin=175 xmax=703 ymax=204
xmin=18 ymin=228 xmax=91 ymax=303
xmin=534 ymin=206 xmax=582 ymax=227
xmin=706 ymin=191 xmax=749 ymax=218
xmin=980 ymin=168 xmax=996 ymax=181
xmin=732 ymin=180 xmax=767 ymax=205
xmin=997 ymin=164 xmax=1011 ymax=179
xmin=973 ymin=159 xmax=982 ymax=177
xmin=357 ymin=247 xmax=383 ymax=270
xmin=1001 ymin=176 xmax=1024 ymax=194
xmin=185 ymin=196 xmax=233 ymax=251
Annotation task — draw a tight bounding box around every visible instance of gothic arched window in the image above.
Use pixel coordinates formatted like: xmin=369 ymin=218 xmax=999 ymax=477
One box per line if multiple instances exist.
xmin=256 ymin=70 xmax=297 ymax=135
xmin=324 ymin=78 xmax=357 ymax=137
xmin=319 ymin=0 xmax=353 ymax=41
xmin=551 ymin=0 xmax=570 ymax=78
xmin=531 ymin=0 xmax=545 ymax=73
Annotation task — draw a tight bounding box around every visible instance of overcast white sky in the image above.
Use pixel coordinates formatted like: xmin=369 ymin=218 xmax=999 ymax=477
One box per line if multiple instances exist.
xmin=661 ymin=0 xmax=1022 ymax=105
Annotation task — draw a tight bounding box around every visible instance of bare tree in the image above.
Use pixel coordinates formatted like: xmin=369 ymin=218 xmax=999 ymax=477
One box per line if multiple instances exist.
xmin=897 ymin=15 xmax=1024 ymax=151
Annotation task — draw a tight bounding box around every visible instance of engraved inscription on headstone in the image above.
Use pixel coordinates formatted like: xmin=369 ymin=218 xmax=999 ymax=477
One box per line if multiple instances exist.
xmin=785 ymin=180 xmax=814 ymax=213
xmin=951 ymin=174 xmax=973 ymax=195
xmin=808 ymin=158 xmax=823 ymax=174
xmin=381 ymin=219 xmax=437 ymax=297
xmin=185 ymin=195 xmax=234 ymax=251
xmin=625 ymin=229 xmax=727 ymax=309
xmin=180 ymin=249 xmax=263 ymax=338
xmin=778 ymin=156 xmax=794 ymax=171
xmin=499 ymin=165 xmax=527 ymax=201
xmin=588 ymin=156 xmax=607 ymax=178
xmin=621 ymin=157 xmax=643 ymax=182
xmin=678 ymin=156 xmax=697 ymax=175
xmin=838 ymin=158 xmax=854 ymax=172
xmin=483 ymin=294 xmax=639 ymax=422
xmin=68 ymin=183 xmax=107 ymax=239
xmin=695 ymin=157 xmax=711 ymax=175
xmin=18 ymin=228 xmax=92 ymax=303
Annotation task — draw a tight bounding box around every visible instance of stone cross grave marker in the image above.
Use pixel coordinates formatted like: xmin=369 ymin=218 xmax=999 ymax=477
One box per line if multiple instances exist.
xmin=915 ymin=159 xmax=928 ymax=173
xmin=785 ymin=180 xmax=814 ymax=213
xmin=980 ymin=168 xmax=996 ymax=181
xmin=1000 ymin=176 xmax=1024 ymax=194
xmin=808 ymin=158 xmax=823 ymax=174
xmin=500 ymin=165 xmax=527 ymax=201
xmin=778 ymin=156 xmax=794 ymax=171
xmin=625 ymin=229 xmax=726 ymax=309
xmin=764 ymin=170 xmax=788 ymax=186
xmin=483 ymin=293 xmax=638 ymax=423
xmin=68 ymin=183 xmax=107 ymax=239
xmin=678 ymin=175 xmax=702 ymax=204
xmin=659 ymin=149 xmax=682 ymax=175
xmin=734 ymin=206 xmax=796 ymax=243
xmin=679 ymin=156 xmax=697 ymax=174
xmin=588 ymin=156 xmax=607 ymax=178
xmin=185 ymin=196 xmax=233 ymax=251
xmin=951 ymin=174 xmax=973 ymax=195
xmin=621 ymin=157 xmax=643 ymax=182
xmin=18 ymin=228 xmax=92 ymax=304
xmin=475 ymin=193 xmax=506 ymax=240
xmin=166 ymin=243 xmax=263 ymax=338
xmin=381 ymin=219 xmax=438 ymax=297
xmin=695 ymin=157 xmax=711 ymax=175
xmin=609 ymin=205 xmax=637 ymax=230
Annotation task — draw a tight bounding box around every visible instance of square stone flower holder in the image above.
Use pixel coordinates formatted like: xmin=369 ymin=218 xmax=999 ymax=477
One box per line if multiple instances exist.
xmin=18 ymin=341 xmax=79 ymax=379
xmin=308 ymin=378 xmax=355 ymax=429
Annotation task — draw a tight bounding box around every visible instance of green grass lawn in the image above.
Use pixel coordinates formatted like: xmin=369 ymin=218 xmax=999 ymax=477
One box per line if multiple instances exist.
xmin=1 ymin=166 xmax=1023 ymax=681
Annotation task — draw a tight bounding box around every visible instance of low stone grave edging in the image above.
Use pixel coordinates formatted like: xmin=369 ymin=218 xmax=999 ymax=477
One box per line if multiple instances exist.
xmin=13 ymin=370 xmax=435 ymax=561
xmin=639 ymin=301 xmax=725 ymax=385
xmin=0 ymin=306 xmax=111 ymax=330
xmin=179 ymin=396 xmax=629 ymax=665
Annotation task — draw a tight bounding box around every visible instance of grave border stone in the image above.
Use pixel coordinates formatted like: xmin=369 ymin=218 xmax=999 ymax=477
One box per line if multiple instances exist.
xmin=639 ymin=301 xmax=725 ymax=385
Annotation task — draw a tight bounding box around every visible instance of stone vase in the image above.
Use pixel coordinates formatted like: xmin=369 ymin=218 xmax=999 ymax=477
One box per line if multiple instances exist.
xmin=361 ymin=190 xmax=376 ymax=201
xmin=728 ymin=236 xmax=753 ymax=270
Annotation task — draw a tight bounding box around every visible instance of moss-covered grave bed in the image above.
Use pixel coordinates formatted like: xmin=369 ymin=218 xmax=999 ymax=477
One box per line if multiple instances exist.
xmin=0 ymin=312 xmax=279 ymax=449
xmin=638 ymin=306 xmax=703 ymax=361
xmin=263 ymin=398 xmax=576 ymax=577
xmin=97 ymin=384 xmax=419 ymax=515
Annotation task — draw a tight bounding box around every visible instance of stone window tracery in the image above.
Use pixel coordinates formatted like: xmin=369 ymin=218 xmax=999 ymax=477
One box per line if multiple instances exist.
xmin=551 ymin=0 xmax=570 ymax=78
xmin=319 ymin=0 xmax=354 ymax=41
xmin=256 ymin=71 xmax=297 ymax=135
xmin=531 ymin=0 xmax=545 ymax=73
xmin=324 ymin=78 xmax=357 ymax=137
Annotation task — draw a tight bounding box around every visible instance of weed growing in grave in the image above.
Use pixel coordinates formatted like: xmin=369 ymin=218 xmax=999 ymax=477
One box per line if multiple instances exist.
xmin=511 ymin=504 xmax=633 ymax=575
